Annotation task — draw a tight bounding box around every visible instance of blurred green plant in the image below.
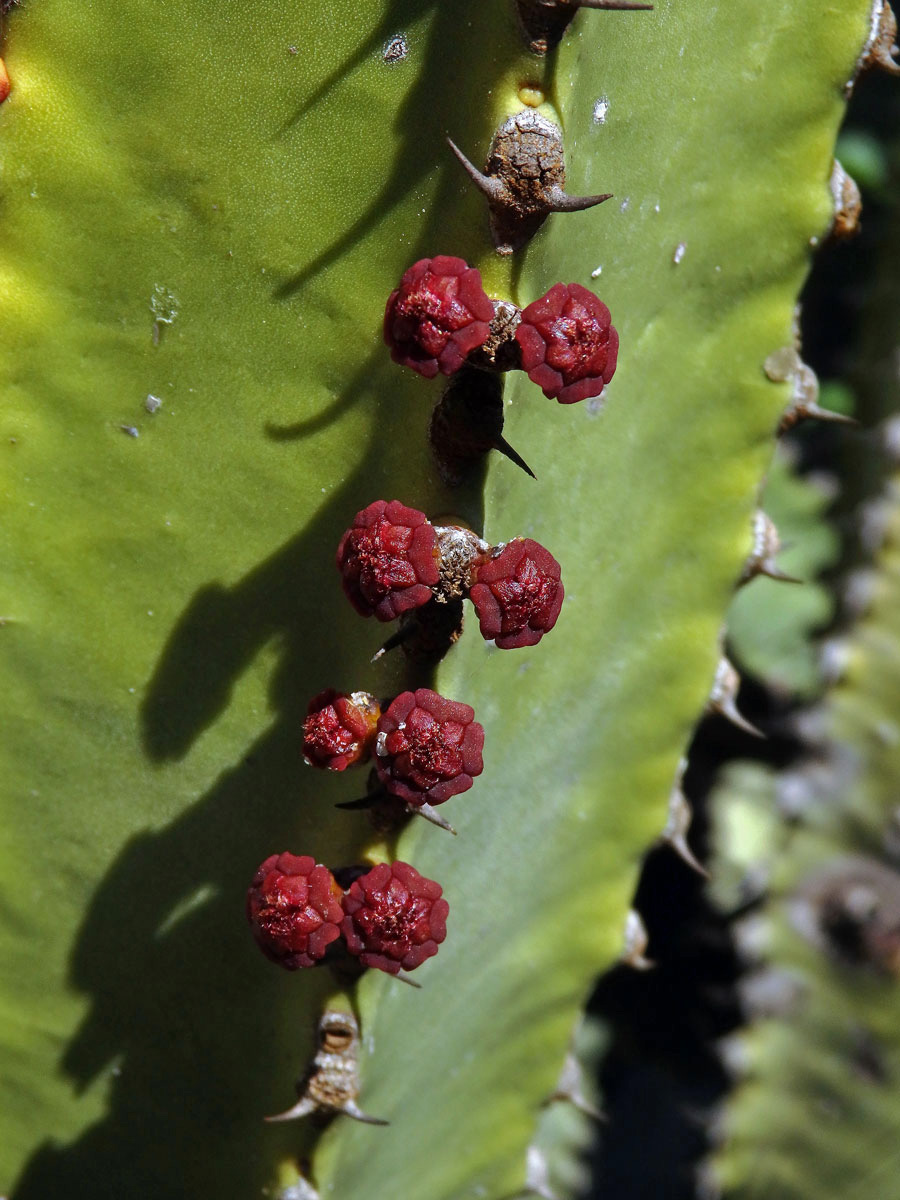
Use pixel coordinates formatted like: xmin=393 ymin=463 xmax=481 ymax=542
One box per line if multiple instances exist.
xmin=710 ymin=495 xmax=900 ymax=1197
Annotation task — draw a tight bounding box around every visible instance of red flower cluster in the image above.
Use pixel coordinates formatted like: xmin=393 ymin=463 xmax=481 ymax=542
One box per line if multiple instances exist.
xmin=246 ymin=853 xmax=344 ymax=970
xmin=374 ymin=688 xmax=485 ymax=806
xmin=470 ymin=538 xmax=564 ymax=649
xmin=336 ymin=499 xmax=439 ymax=621
xmin=383 ymin=256 xmax=619 ymax=405
xmin=302 ymin=689 xmax=380 ymax=771
xmin=337 ymin=500 xmax=564 ymax=650
xmin=247 ymin=855 xmax=447 ymax=977
xmin=515 ymin=282 xmax=619 ymax=404
xmin=341 ymin=861 xmax=449 ymax=975
xmin=383 ymin=256 xmax=495 ymax=379
xmin=303 ymin=685 xmax=484 ymax=809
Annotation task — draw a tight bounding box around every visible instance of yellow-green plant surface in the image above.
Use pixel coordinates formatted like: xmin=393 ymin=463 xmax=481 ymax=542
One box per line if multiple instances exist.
xmin=0 ymin=1 xmax=873 ymax=1196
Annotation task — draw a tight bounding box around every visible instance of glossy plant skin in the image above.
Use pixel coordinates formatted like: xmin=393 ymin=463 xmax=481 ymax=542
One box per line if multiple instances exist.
xmin=0 ymin=2 xmax=874 ymax=1198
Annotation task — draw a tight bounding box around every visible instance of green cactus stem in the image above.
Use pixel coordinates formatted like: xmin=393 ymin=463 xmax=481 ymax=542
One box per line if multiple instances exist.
xmin=0 ymin=2 xmax=878 ymax=1197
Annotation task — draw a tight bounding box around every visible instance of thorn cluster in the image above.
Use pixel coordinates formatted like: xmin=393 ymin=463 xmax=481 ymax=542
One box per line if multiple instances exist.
xmin=516 ymin=0 xmax=653 ymax=54
xmin=662 ymin=785 xmax=708 ymax=879
xmin=622 ymin=908 xmax=653 ymax=971
xmin=448 ymin=112 xmax=612 ymax=254
xmin=739 ymin=511 xmax=801 ymax=586
xmin=828 ymin=159 xmax=862 ymax=241
xmin=852 ymin=0 xmax=900 ymax=84
xmin=266 ymin=1010 xmax=388 ymax=1126
xmin=429 ymin=367 xmax=536 ymax=485
xmin=707 ymin=656 xmax=764 ymax=738
xmin=765 ymin=347 xmax=857 ymax=432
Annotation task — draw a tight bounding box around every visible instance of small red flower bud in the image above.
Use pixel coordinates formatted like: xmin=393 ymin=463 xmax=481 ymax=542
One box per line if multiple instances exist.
xmin=302 ymin=689 xmax=381 ymax=771
xmin=336 ymin=499 xmax=440 ymax=621
xmin=0 ymin=58 xmax=10 ymax=105
xmin=470 ymin=538 xmax=564 ymax=649
xmin=247 ymin=853 xmax=344 ymax=970
xmin=383 ymin=255 xmax=495 ymax=379
xmin=374 ymin=687 xmax=484 ymax=806
xmin=515 ymin=282 xmax=619 ymax=404
xmin=341 ymin=860 xmax=448 ymax=975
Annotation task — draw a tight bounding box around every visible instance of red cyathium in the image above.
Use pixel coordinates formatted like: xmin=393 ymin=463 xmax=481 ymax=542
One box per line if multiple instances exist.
xmin=302 ymin=689 xmax=380 ymax=771
xmin=383 ymin=255 xmax=495 ymax=378
xmin=336 ymin=499 xmax=440 ymax=621
xmin=247 ymin=853 xmax=344 ymax=970
xmin=374 ymin=687 xmax=484 ymax=806
xmin=341 ymin=860 xmax=449 ymax=975
xmin=470 ymin=538 xmax=564 ymax=649
xmin=515 ymin=282 xmax=619 ymax=403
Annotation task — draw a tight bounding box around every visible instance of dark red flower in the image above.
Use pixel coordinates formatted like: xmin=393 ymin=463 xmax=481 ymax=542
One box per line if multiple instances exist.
xmin=470 ymin=538 xmax=564 ymax=649
xmin=247 ymin=853 xmax=344 ymax=970
xmin=374 ymin=687 xmax=484 ymax=806
xmin=336 ymin=499 xmax=440 ymax=621
xmin=383 ymin=256 xmax=495 ymax=378
xmin=515 ymin=282 xmax=618 ymax=403
xmin=341 ymin=860 xmax=448 ymax=974
xmin=302 ymin=689 xmax=381 ymax=771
